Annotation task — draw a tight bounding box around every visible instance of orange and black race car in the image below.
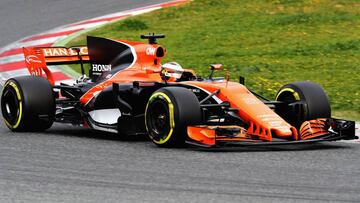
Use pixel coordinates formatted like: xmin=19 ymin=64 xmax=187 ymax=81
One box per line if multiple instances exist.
xmin=1 ymin=34 xmax=356 ymax=147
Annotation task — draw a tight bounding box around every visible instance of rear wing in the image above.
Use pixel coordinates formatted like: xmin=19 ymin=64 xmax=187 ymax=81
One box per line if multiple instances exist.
xmin=23 ymin=46 xmax=89 ymax=85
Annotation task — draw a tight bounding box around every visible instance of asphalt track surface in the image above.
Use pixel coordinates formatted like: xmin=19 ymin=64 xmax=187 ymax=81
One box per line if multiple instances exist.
xmin=1 ymin=1 xmax=360 ymax=202
xmin=0 ymin=0 xmax=170 ymax=47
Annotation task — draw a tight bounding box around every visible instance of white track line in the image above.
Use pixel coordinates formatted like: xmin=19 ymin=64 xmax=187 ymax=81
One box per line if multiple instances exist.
xmin=0 ymin=65 xmax=66 ymax=78
xmin=0 ymin=54 xmax=24 ymax=65
xmin=1 ymin=36 xmax=67 ymax=53
xmin=52 ymin=21 xmax=109 ymax=33
xmin=129 ymin=7 xmax=162 ymax=16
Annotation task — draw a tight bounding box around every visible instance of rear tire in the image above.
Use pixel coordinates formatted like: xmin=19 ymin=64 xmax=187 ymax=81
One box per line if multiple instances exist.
xmin=275 ymin=81 xmax=331 ymax=128
xmin=145 ymin=87 xmax=202 ymax=147
xmin=1 ymin=76 xmax=55 ymax=131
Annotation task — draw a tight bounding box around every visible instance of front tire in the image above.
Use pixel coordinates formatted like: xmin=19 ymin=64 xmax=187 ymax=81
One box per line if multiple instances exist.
xmin=145 ymin=87 xmax=202 ymax=147
xmin=275 ymin=81 xmax=331 ymax=128
xmin=1 ymin=76 xmax=55 ymax=131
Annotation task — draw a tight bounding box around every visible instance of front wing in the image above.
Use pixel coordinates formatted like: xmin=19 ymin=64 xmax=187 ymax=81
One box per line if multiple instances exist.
xmin=186 ymin=118 xmax=357 ymax=148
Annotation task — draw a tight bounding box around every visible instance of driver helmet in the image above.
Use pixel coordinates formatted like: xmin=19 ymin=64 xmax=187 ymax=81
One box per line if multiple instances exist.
xmin=161 ymin=62 xmax=184 ymax=81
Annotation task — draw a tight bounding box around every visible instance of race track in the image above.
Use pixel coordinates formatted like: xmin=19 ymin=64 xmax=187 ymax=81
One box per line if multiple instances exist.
xmin=0 ymin=0 xmax=171 ymax=47
xmin=0 ymin=0 xmax=360 ymax=202
xmin=1 ymin=123 xmax=360 ymax=202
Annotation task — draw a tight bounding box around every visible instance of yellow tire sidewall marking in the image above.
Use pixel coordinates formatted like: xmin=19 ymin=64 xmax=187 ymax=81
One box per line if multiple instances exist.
xmin=145 ymin=92 xmax=175 ymax=145
xmin=3 ymin=81 xmax=23 ymax=129
xmin=276 ymin=88 xmax=300 ymax=101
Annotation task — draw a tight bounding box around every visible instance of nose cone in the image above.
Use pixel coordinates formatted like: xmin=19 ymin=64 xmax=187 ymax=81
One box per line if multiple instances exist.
xmin=272 ymin=127 xmax=293 ymax=137
xmin=256 ymin=114 xmax=295 ymax=139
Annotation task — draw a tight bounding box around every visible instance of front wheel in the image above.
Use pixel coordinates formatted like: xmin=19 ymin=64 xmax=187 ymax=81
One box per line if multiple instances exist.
xmin=145 ymin=87 xmax=202 ymax=147
xmin=275 ymin=81 xmax=331 ymax=128
xmin=1 ymin=76 xmax=55 ymax=131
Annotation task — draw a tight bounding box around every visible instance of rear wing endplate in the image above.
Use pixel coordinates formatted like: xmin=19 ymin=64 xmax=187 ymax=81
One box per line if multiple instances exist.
xmin=23 ymin=46 xmax=89 ymax=85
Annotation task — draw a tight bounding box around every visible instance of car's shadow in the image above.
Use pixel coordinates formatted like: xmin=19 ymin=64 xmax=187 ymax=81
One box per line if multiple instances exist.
xmin=44 ymin=125 xmax=149 ymax=142
xmin=190 ymin=142 xmax=352 ymax=152
xmin=40 ymin=125 xmax=354 ymax=152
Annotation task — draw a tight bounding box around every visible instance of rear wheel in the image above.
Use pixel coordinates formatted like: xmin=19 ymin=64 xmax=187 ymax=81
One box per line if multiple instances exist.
xmin=275 ymin=81 xmax=331 ymax=128
xmin=145 ymin=87 xmax=202 ymax=147
xmin=1 ymin=76 xmax=55 ymax=131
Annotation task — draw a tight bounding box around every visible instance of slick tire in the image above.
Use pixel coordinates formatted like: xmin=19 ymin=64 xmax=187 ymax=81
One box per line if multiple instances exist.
xmin=1 ymin=76 xmax=55 ymax=131
xmin=145 ymin=87 xmax=202 ymax=147
xmin=275 ymin=81 xmax=331 ymax=128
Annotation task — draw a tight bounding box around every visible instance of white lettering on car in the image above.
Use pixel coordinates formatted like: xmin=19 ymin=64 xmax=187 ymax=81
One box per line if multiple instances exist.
xmin=146 ymin=47 xmax=156 ymax=56
xmin=25 ymin=55 xmax=42 ymax=64
xmin=92 ymin=64 xmax=112 ymax=72
xmin=42 ymin=47 xmax=89 ymax=57
xmin=31 ymin=69 xmax=42 ymax=76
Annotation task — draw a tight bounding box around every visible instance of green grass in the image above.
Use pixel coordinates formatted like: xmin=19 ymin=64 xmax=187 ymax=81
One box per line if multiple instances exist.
xmin=67 ymin=0 xmax=360 ymax=120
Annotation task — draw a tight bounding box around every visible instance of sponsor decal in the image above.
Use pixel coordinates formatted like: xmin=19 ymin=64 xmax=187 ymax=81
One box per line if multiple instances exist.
xmin=268 ymin=121 xmax=283 ymax=127
xmin=25 ymin=55 xmax=42 ymax=64
xmin=30 ymin=69 xmax=42 ymax=76
xmin=191 ymin=89 xmax=201 ymax=93
xmin=146 ymin=47 xmax=156 ymax=56
xmin=92 ymin=64 xmax=112 ymax=75
xmin=42 ymin=47 xmax=88 ymax=57
xmin=242 ymin=97 xmax=260 ymax=105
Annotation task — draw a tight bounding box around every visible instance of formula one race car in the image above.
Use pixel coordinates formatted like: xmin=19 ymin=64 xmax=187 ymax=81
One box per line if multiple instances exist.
xmin=1 ymin=34 xmax=356 ymax=147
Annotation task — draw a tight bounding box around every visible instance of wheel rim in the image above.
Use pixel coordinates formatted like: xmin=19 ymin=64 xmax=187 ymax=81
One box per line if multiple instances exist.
xmin=276 ymin=88 xmax=299 ymax=103
xmin=276 ymin=88 xmax=304 ymax=127
xmin=147 ymin=99 xmax=171 ymax=142
xmin=1 ymin=85 xmax=21 ymax=126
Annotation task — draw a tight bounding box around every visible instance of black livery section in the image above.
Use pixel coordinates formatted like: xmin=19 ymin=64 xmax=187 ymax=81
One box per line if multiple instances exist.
xmin=87 ymin=36 xmax=135 ymax=81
